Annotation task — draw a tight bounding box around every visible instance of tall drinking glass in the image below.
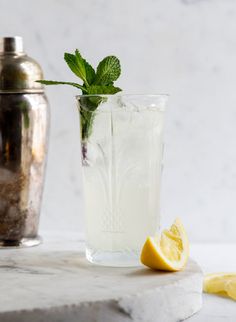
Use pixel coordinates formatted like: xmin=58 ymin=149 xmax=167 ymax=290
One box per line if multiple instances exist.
xmin=76 ymin=94 xmax=168 ymax=267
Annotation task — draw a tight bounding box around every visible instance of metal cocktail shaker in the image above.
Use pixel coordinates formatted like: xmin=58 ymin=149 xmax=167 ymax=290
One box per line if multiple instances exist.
xmin=0 ymin=36 xmax=49 ymax=247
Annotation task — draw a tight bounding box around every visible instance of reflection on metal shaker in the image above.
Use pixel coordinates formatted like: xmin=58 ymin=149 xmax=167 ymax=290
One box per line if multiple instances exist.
xmin=0 ymin=37 xmax=49 ymax=247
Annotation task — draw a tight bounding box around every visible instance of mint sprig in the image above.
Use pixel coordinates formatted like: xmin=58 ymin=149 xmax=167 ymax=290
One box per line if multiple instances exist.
xmin=37 ymin=50 xmax=122 ymax=141
xmin=94 ymin=56 xmax=121 ymax=85
xmin=75 ymin=50 xmax=96 ymax=85
xmin=37 ymin=80 xmax=87 ymax=91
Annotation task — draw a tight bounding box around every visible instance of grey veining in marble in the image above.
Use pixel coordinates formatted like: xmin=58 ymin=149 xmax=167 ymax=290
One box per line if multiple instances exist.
xmin=0 ymin=235 xmax=203 ymax=322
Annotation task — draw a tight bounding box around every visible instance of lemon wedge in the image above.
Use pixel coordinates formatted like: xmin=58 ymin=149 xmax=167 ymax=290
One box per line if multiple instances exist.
xmin=140 ymin=218 xmax=189 ymax=271
xmin=204 ymin=273 xmax=236 ymax=300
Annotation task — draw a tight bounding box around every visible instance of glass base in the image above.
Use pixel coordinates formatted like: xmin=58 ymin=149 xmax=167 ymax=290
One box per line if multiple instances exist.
xmin=0 ymin=236 xmax=42 ymax=248
xmin=86 ymin=247 xmax=141 ymax=267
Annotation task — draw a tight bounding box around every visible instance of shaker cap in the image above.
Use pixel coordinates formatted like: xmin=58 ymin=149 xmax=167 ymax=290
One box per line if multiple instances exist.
xmin=0 ymin=36 xmax=44 ymax=93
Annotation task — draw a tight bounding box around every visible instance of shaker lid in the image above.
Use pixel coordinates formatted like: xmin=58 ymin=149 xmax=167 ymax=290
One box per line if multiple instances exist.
xmin=0 ymin=37 xmax=44 ymax=93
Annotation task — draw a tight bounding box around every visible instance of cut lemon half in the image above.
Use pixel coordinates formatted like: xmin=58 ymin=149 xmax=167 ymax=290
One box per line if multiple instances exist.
xmin=140 ymin=218 xmax=189 ymax=271
xmin=204 ymin=273 xmax=236 ymax=300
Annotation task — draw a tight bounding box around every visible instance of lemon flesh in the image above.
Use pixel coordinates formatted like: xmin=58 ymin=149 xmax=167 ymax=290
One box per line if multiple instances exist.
xmin=204 ymin=273 xmax=236 ymax=300
xmin=140 ymin=218 xmax=189 ymax=271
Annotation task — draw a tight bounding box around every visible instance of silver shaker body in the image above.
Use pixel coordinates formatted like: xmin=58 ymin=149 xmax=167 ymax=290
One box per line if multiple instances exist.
xmin=0 ymin=37 xmax=49 ymax=246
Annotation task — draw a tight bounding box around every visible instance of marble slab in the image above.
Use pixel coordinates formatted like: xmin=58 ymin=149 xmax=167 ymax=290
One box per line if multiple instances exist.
xmin=0 ymin=234 xmax=203 ymax=322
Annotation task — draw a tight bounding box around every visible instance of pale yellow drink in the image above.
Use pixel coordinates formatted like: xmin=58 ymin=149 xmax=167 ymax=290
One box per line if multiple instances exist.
xmin=79 ymin=95 xmax=167 ymax=267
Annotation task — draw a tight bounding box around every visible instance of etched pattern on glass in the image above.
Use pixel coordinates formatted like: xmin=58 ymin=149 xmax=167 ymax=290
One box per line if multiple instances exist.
xmin=79 ymin=95 xmax=167 ymax=266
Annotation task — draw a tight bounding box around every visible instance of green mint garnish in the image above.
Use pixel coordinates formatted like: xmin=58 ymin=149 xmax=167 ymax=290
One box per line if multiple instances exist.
xmin=36 ymin=80 xmax=87 ymax=92
xmin=37 ymin=50 xmax=122 ymax=141
xmin=94 ymin=56 xmax=121 ymax=85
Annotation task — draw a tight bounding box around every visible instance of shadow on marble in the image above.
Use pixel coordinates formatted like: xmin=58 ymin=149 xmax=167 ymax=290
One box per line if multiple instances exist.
xmin=125 ymin=267 xmax=170 ymax=277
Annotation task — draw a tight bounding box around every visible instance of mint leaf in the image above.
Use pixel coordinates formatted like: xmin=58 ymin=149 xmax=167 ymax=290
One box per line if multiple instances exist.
xmin=36 ymin=80 xmax=87 ymax=92
xmin=75 ymin=50 xmax=95 ymax=85
xmin=87 ymin=85 xmax=122 ymax=95
xmin=94 ymin=56 xmax=121 ymax=85
xmin=84 ymin=60 xmax=95 ymax=85
xmin=64 ymin=52 xmax=88 ymax=85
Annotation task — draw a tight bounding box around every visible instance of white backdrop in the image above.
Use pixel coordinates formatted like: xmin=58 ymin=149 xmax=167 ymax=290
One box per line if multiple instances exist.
xmin=1 ymin=0 xmax=236 ymax=242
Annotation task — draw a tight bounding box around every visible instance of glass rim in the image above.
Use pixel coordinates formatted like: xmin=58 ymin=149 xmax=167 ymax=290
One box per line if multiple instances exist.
xmin=75 ymin=93 xmax=169 ymax=99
